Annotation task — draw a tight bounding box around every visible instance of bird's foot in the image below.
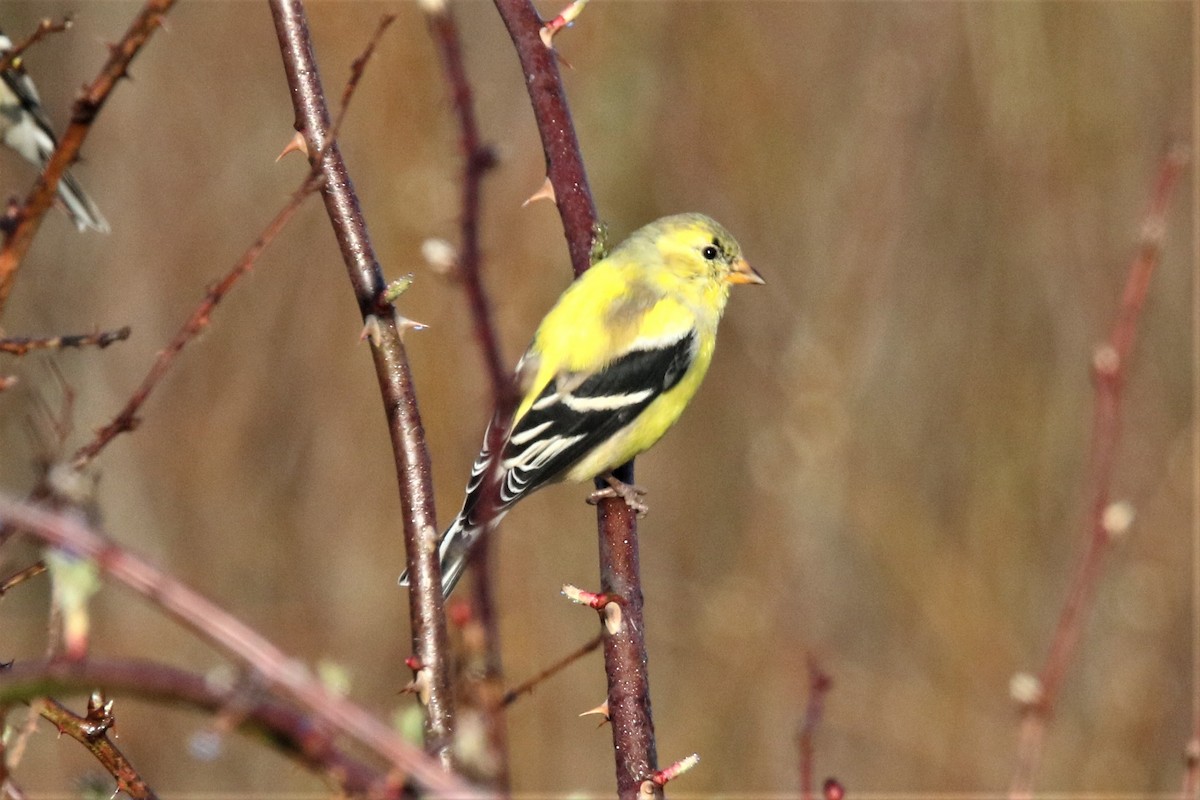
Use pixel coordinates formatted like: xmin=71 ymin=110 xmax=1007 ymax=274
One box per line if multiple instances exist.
xmin=587 ymin=473 xmax=649 ymax=517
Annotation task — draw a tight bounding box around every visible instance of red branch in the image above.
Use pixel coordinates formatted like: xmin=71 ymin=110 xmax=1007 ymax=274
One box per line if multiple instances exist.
xmin=0 ymin=17 xmax=74 ymax=75
xmin=267 ymin=0 xmax=454 ymax=768
xmin=490 ymin=3 xmax=658 ymax=798
xmin=0 ymin=497 xmax=479 ymax=798
xmin=424 ymin=2 xmax=512 ymax=789
xmin=798 ymin=658 xmax=833 ymax=800
xmin=0 ymin=0 xmax=176 ymax=315
xmin=1008 ymin=147 xmax=1189 ymax=799
xmin=492 ymin=0 xmax=598 ymax=277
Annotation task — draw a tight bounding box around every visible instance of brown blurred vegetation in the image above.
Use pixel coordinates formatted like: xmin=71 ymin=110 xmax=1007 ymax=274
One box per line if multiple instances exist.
xmin=0 ymin=1 xmax=1193 ymax=795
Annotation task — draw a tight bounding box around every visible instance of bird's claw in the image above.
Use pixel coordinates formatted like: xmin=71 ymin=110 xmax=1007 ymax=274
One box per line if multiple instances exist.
xmin=587 ymin=474 xmax=649 ymax=517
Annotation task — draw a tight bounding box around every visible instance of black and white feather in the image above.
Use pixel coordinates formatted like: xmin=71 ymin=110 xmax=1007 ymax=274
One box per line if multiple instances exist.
xmin=400 ymin=329 xmax=698 ymax=596
xmin=0 ymin=30 xmax=109 ymax=233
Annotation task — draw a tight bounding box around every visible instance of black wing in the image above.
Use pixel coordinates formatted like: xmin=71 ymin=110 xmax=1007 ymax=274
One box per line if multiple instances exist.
xmin=455 ymin=329 xmax=697 ymax=529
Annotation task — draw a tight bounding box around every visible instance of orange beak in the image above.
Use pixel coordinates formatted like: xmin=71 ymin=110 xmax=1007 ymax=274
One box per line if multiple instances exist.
xmin=726 ymin=257 xmax=766 ymax=285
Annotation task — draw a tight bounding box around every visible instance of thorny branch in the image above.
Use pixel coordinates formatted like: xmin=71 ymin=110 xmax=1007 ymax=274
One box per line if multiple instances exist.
xmin=0 ymin=496 xmax=479 ymax=798
xmin=39 ymin=694 xmax=158 ymax=800
xmin=267 ymin=0 xmax=454 ymax=769
xmin=490 ymin=2 xmax=660 ymax=797
xmin=0 ymin=0 xmax=176 ymax=315
xmin=0 ymin=17 xmax=74 ymax=75
xmin=1008 ymin=147 xmax=1189 ymax=799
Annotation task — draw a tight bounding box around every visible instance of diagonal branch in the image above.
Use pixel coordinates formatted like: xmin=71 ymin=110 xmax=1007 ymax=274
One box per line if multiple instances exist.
xmin=267 ymin=0 xmax=455 ymax=769
xmin=1008 ymin=146 xmax=1189 ymax=799
xmin=0 ymin=496 xmax=479 ymax=798
xmin=39 ymin=695 xmax=158 ymax=800
xmin=0 ymin=17 xmax=74 ymax=75
xmin=0 ymin=0 xmax=176 ymax=315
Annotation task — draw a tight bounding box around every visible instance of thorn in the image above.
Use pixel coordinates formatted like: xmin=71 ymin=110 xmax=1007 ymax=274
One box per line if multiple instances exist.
xmin=275 ymin=131 xmax=309 ymax=162
xmin=401 ymin=659 xmax=432 ymax=706
xmin=404 ymin=656 xmax=424 ymax=671
xmin=393 ymin=311 xmax=428 ymax=338
xmin=522 ymin=176 xmax=556 ymax=208
xmin=651 ymin=753 xmax=700 ymax=786
xmin=602 ymin=601 xmax=623 ymax=635
xmin=579 ymin=700 xmax=609 ymax=724
xmin=359 ymin=315 xmax=383 ymax=347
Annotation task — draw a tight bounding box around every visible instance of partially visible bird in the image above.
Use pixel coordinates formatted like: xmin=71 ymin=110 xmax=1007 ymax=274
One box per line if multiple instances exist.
xmin=0 ymin=30 xmax=109 ymax=233
xmin=400 ymin=213 xmax=765 ymax=597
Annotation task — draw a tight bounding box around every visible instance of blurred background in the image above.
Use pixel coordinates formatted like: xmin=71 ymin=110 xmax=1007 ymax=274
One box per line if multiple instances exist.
xmin=0 ymin=0 xmax=1193 ymax=795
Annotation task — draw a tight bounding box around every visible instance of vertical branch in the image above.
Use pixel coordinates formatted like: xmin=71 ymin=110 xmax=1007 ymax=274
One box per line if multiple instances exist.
xmin=1008 ymin=147 xmax=1189 ymax=799
xmin=490 ymin=3 xmax=658 ymax=797
xmin=492 ymin=0 xmax=598 ymax=277
xmin=267 ymin=0 xmax=454 ymax=768
xmin=0 ymin=0 xmax=176 ymax=315
xmin=798 ymin=659 xmax=833 ymax=800
xmin=423 ymin=0 xmax=510 ymax=789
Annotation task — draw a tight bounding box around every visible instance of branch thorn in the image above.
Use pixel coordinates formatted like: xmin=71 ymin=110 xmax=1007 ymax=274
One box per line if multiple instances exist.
xmin=275 ymin=131 xmax=309 ymax=162
xmin=522 ymin=177 xmax=556 ymax=208
xmin=579 ymin=700 xmax=609 ymax=724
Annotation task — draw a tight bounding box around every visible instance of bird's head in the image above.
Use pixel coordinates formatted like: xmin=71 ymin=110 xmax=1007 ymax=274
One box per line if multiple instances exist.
xmin=642 ymin=213 xmax=764 ymax=291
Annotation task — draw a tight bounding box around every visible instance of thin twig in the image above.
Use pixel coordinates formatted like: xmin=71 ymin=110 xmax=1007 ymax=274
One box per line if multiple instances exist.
xmin=0 ymin=327 xmax=130 ymax=357
xmin=423 ymin=1 xmax=510 ymax=788
xmin=501 ymin=633 xmax=602 ymax=707
xmin=69 ymin=173 xmax=321 ymax=471
xmin=267 ymin=1 xmax=454 ymax=768
xmin=0 ymin=659 xmax=413 ymax=798
xmin=1008 ymin=146 xmax=1189 ymax=799
xmin=0 ymin=17 xmax=74 ymax=75
xmin=798 ymin=658 xmax=833 ymax=800
xmin=0 ymin=497 xmax=481 ymax=798
xmin=40 ymin=695 xmax=158 ymax=800
xmin=0 ymin=0 xmax=176 ymax=315
xmin=0 ymin=563 xmax=46 ymax=597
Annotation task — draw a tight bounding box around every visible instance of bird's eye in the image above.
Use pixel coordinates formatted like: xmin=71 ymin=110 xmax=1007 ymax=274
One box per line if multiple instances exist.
xmin=701 ymin=245 xmax=720 ymax=260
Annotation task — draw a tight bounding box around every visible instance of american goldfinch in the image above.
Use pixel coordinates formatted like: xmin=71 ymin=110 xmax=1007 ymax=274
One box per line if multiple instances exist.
xmin=401 ymin=213 xmax=764 ymax=597
xmin=0 ymin=30 xmax=109 ymax=233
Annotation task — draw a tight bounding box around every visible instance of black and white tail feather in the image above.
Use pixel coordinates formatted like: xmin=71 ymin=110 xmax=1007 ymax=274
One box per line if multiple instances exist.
xmin=0 ymin=31 xmax=110 ymax=233
xmin=400 ymin=329 xmax=698 ymax=597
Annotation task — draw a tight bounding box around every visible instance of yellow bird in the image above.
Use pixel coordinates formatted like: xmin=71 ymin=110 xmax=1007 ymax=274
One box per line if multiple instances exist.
xmin=401 ymin=213 xmax=764 ymax=596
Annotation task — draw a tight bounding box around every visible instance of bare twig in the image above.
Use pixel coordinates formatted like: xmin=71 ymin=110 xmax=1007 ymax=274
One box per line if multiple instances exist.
xmin=423 ymin=1 xmax=511 ymax=788
xmin=1008 ymin=147 xmax=1189 ymax=799
xmin=492 ymin=0 xmax=598 ymax=277
xmin=501 ymin=633 xmax=602 ymax=707
xmin=40 ymin=694 xmax=158 ymax=800
xmin=0 ymin=563 xmax=46 ymax=597
xmin=491 ymin=3 xmax=659 ymax=797
xmin=0 ymin=17 xmax=74 ymax=75
xmin=0 ymin=659 xmax=412 ymax=798
xmin=267 ymin=1 xmax=454 ymax=768
xmin=0 ymin=327 xmax=130 ymax=357
xmin=798 ymin=658 xmax=833 ymax=800
xmin=0 ymin=497 xmax=481 ymax=798
xmin=0 ymin=0 xmax=176 ymax=314
xmin=69 ymin=173 xmax=321 ymax=471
